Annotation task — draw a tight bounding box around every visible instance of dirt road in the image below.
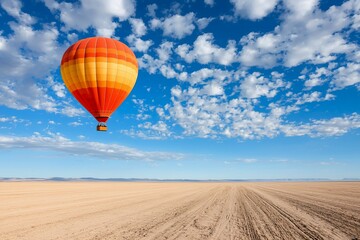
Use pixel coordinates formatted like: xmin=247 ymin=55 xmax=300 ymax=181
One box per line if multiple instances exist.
xmin=0 ymin=182 xmax=359 ymax=240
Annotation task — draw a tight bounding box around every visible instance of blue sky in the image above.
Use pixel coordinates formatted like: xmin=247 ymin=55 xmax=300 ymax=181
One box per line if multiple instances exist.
xmin=0 ymin=0 xmax=359 ymax=179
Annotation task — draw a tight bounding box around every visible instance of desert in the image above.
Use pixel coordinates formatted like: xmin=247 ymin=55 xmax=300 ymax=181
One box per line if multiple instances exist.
xmin=0 ymin=181 xmax=359 ymax=240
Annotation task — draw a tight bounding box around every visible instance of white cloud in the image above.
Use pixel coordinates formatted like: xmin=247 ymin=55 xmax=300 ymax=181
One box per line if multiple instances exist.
xmin=167 ymin=84 xmax=284 ymax=139
xmin=0 ymin=132 xmax=184 ymax=161
xmin=149 ymin=64 xmax=359 ymax=140
xmin=238 ymin=158 xmax=258 ymax=163
xmin=239 ymin=33 xmax=280 ymax=68
xmin=0 ymin=116 xmax=31 ymax=126
xmin=176 ymin=33 xmax=237 ymax=66
xmin=43 ymin=0 xmax=135 ymax=37
xmin=129 ymin=18 xmax=147 ymax=37
xmin=224 ymin=158 xmax=258 ymax=164
xmin=159 ymin=65 xmax=178 ymax=79
xmin=240 ymin=72 xmax=288 ymax=99
xmin=303 ymin=67 xmax=330 ymax=89
xmin=196 ymin=17 xmax=214 ymax=30
xmin=147 ymin=3 xmax=158 ymax=17
xmin=140 ymin=121 xmax=172 ymax=135
xmin=126 ymin=34 xmax=153 ymax=52
xmin=156 ymin=41 xmax=174 ymax=61
xmin=121 ymin=118 xmax=173 ymax=140
xmin=138 ymin=41 xmax=176 ymax=76
xmin=0 ymin=0 xmax=35 ymax=25
xmin=282 ymin=113 xmax=360 ymax=137
xmin=149 ymin=18 xmax=161 ymax=30
xmin=0 ymin=6 xmax=83 ymax=115
xmin=230 ymin=0 xmax=279 ymax=20
xmin=298 ymin=92 xmax=321 ymax=105
xmin=151 ymin=13 xmax=196 ymax=39
xmin=320 ymin=161 xmax=339 ymax=166
xmin=202 ymin=82 xmax=224 ymax=96
xmin=182 ymin=68 xmax=234 ymax=85
xmin=0 ymin=82 xmax=57 ymax=112
xmin=270 ymin=159 xmax=289 ymax=163
xmin=51 ymin=83 xmax=66 ymax=98
xmin=69 ymin=121 xmax=82 ymax=127
xmin=78 ymin=135 xmax=86 ymax=140
xmin=204 ymin=0 xmax=214 ymax=6
xmin=47 ymin=76 xmax=67 ymax=98
xmin=331 ymin=63 xmax=360 ymax=89
xmin=0 ymin=117 xmax=9 ymax=122
xmin=60 ymin=105 xmax=85 ymax=117
xmin=67 ymin=32 xmax=78 ymax=43
xmin=283 ymin=0 xmax=318 ymax=19
xmin=239 ymin=0 xmax=357 ymax=68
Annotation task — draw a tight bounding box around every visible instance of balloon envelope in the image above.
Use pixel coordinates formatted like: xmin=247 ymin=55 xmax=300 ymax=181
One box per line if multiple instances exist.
xmin=60 ymin=37 xmax=138 ymax=128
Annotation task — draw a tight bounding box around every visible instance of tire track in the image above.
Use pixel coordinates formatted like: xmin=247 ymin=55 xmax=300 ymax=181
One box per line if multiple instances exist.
xmin=143 ymin=184 xmax=229 ymax=240
xmin=265 ymin=190 xmax=360 ymax=239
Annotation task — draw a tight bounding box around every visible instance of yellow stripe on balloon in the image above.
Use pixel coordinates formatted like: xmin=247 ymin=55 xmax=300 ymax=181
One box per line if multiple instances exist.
xmin=62 ymin=63 xmax=137 ymax=92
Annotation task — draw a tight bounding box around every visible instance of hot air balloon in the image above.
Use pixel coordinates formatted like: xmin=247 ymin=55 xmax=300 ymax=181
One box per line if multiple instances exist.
xmin=60 ymin=37 xmax=138 ymax=131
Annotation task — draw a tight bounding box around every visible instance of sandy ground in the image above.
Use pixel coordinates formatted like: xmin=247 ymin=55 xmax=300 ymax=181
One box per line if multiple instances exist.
xmin=0 ymin=182 xmax=359 ymax=240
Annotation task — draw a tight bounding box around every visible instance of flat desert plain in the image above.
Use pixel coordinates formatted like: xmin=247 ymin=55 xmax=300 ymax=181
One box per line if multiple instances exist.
xmin=0 ymin=182 xmax=359 ymax=240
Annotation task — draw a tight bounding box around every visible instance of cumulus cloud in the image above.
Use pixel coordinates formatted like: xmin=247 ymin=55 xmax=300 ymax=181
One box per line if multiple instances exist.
xmin=142 ymin=60 xmax=358 ymax=140
xmin=43 ymin=0 xmax=135 ymax=37
xmin=281 ymin=113 xmax=360 ymax=137
xmin=239 ymin=33 xmax=280 ymax=68
xmin=0 ymin=16 xmax=63 ymax=112
xmin=0 ymin=0 xmax=35 ymax=25
xmin=0 ymin=132 xmax=184 ymax=161
xmin=146 ymin=3 xmax=158 ymax=17
xmin=166 ymin=83 xmax=284 ymax=139
xmin=167 ymin=83 xmax=360 ymax=139
xmin=181 ymin=68 xmax=234 ymax=85
xmin=60 ymin=105 xmax=85 ymax=117
xmin=230 ymin=0 xmax=279 ymax=20
xmin=122 ymin=121 xmax=173 ymax=140
xmin=240 ymin=72 xmax=289 ymax=99
xmin=283 ymin=0 xmax=318 ymax=19
xmin=303 ymin=67 xmax=331 ymax=89
xmin=138 ymin=41 xmax=176 ymax=76
xmin=0 ymin=116 xmax=31 ymax=126
xmin=129 ymin=18 xmax=147 ymax=37
xmin=202 ymin=82 xmax=224 ymax=96
xmin=239 ymin=0 xmax=357 ymax=68
xmin=68 ymin=121 xmax=82 ymax=127
xmin=0 ymin=1 xmax=89 ymax=117
xmin=294 ymin=91 xmax=334 ymax=105
xmin=204 ymin=0 xmax=214 ymax=7
xmin=196 ymin=17 xmax=214 ymax=30
xmin=331 ymin=63 xmax=360 ymax=90
xmin=150 ymin=13 xmax=196 ymax=39
xmin=176 ymin=33 xmax=237 ymax=66
xmin=126 ymin=34 xmax=153 ymax=52
xmin=47 ymin=76 xmax=67 ymax=98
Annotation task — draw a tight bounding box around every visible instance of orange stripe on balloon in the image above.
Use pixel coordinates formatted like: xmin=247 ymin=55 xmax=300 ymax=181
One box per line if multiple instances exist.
xmin=62 ymin=53 xmax=137 ymax=67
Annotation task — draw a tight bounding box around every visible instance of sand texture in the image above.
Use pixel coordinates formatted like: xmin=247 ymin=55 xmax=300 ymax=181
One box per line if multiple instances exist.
xmin=0 ymin=182 xmax=359 ymax=240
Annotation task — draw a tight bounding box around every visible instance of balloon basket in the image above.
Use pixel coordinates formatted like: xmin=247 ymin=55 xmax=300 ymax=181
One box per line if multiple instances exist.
xmin=97 ymin=124 xmax=107 ymax=131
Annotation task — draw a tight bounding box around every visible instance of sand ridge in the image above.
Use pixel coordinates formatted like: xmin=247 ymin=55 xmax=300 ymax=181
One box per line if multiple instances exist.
xmin=0 ymin=182 xmax=359 ymax=240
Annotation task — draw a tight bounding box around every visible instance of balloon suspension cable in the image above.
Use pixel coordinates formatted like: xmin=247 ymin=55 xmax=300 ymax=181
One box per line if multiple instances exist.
xmin=96 ymin=122 xmax=107 ymax=131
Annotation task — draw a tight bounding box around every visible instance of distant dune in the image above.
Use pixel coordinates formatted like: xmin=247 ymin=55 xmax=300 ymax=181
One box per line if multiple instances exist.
xmin=1 ymin=182 xmax=359 ymax=239
xmin=1 ymin=177 xmax=359 ymax=182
